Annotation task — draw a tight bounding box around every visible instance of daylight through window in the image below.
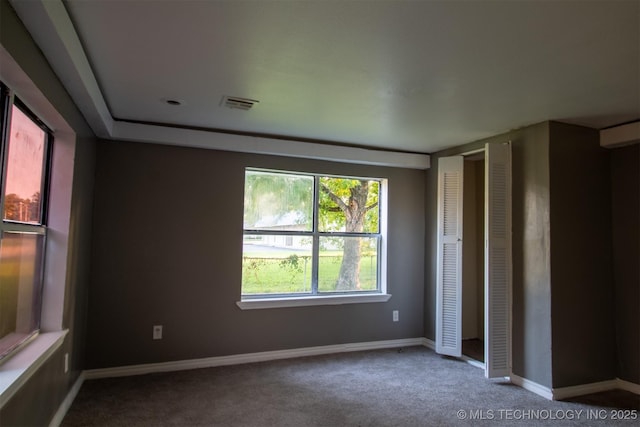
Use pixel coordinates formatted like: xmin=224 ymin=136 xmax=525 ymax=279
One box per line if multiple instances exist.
xmin=242 ymin=169 xmax=384 ymax=297
xmin=0 ymin=84 xmax=51 ymax=360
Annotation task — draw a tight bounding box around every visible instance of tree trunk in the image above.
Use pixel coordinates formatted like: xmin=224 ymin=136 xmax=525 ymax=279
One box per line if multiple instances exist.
xmin=334 ymin=181 xmax=369 ymax=290
xmin=335 ymin=237 xmax=361 ymax=290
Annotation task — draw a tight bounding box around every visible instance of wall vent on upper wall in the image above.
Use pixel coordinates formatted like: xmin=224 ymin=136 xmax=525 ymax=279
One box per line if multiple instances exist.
xmin=221 ymin=96 xmax=259 ymax=111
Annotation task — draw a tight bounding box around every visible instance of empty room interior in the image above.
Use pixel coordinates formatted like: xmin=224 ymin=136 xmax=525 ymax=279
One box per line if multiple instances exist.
xmin=0 ymin=0 xmax=638 ymax=425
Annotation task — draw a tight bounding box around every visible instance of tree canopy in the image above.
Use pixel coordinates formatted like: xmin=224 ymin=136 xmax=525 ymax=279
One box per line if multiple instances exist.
xmin=3 ymin=192 xmax=40 ymax=223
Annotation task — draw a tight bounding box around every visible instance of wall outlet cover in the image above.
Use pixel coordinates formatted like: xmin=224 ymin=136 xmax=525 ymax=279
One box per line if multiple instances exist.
xmin=153 ymin=325 xmax=163 ymax=340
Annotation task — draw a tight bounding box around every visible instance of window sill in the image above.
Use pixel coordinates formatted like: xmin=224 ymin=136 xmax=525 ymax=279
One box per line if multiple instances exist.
xmin=0 ymin=330 xmax=68 ymax=408
xmin=236 ymin=293 xmax=392 ymax=310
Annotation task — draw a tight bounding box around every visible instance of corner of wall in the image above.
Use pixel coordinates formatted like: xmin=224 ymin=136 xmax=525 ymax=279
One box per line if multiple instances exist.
xmin=548 ymin=121 xmax=616 ymax=388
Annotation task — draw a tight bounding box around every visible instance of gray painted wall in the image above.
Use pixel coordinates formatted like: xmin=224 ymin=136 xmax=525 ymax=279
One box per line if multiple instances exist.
xmin=610 ymin=144 xmax=639 ymax=384
xmin=510 ymin=123 xmax=554 ymax=388
xmin=548 ymin=122 xmax=616 ymax=388
xmin=0 ymin=1 xmax=97 ymax=425
xmin=86 ymin=140 xmax=425 ymax=369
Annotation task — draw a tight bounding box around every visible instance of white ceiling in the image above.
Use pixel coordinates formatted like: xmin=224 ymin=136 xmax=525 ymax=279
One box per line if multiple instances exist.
xmin=10 ymin=0 xmax=640 ymax=156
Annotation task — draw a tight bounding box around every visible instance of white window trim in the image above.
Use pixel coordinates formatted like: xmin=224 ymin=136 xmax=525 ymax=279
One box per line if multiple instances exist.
xmin=0 ymin=91 xmax=52 ymax=362
xmin=237 ymin=293 xmax=392 ymax=310
xmin=0 ymin=46 xmax=76 ymax=408
xmin=240 ymin=170 xmax=389 ymax=305
xmin=0 ymin=330 xmax=67 ymax=408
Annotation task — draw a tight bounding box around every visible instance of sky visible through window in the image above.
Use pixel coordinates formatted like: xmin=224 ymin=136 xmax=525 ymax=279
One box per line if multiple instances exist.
xmin=2 ymin=105 xmax=45 ymax=223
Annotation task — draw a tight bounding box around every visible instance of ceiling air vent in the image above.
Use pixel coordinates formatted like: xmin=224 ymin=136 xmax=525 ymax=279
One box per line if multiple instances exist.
xmin=221 ymin=96 xmax=259 ymax=111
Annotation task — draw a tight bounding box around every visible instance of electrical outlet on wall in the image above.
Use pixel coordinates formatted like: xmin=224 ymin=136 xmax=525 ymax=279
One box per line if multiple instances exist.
xmin=153 ymin=325 xmax=163 ymax=340
xmin=393 ymin=310 xmax=399 ymax=322
xmin=64 ymin=353 xmax=69 ymax=373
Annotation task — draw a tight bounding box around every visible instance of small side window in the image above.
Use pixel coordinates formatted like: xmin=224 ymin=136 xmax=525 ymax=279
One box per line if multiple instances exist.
xmin=0 ymin=85 xmax=52 ymax=361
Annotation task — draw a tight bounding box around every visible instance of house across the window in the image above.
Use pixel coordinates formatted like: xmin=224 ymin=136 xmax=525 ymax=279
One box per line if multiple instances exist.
xmin=241 ymin=169 xmax=385 ymax=299
xmin=0 ymin=84 xmax=52 ymax=361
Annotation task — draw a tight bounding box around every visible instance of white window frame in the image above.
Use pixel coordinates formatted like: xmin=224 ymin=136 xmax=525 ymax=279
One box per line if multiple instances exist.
xmin=237 ymin=168 xmax=390 ymax=309
xmin=0 ymin=47 xmax=75 ymax=408
xmin=0 ymin=86 xmax=52 ymax=362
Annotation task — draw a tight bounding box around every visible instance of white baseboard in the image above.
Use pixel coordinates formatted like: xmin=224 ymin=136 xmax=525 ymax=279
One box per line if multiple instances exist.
xmin=511 ymin=374 xmax=640 ymax=401
xmin=85 ymin=337 xmax=425 ymax=380
xmin=49 ymin=372 xmax=85 ymax=427
xmin=421 ymin=338 xmax=484 ymax=369
xmin=510 ymin=374 xmax=554 ymax=400
xmin=461 ymin=355 xmax=485 ymax=370
xmin=617 ymin=378 xmax=640 ymax=395
xmin=421 ymin=337 xmax=435 ymax=350
xmin=552 ymin=379 xmax=619 ymax=400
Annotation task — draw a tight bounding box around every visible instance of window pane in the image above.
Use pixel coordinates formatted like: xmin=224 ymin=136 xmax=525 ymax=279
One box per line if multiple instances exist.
xmin=2 ymin=106 xmax=46 ymax=224
xmin=243 ymin=171 xmax=313 ymax=232
xmin=242 ymin=234 xmax=312 ymax=295
xmin=319 ymin=177 xmax=379 ymax=233
xmin=318 ymin=236 xmax=378 ymax=292
xmin=0 ymin=232 xmax=44 ymax=357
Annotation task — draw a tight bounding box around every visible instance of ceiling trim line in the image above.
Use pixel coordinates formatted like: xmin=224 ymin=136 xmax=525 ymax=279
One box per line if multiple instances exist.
xmin=111 ymin=121 xmax=431 ymax=170
xmin=9 ymin=0 xmax=113 ymax=138
xmin=600 ymin=121 xmax=640 ymax=148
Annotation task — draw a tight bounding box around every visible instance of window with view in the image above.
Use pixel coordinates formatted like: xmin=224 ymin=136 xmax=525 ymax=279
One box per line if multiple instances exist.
xmin=242 ymin=169 xmax=385 ymax=298
xmin=0 ymin=84 xmax=51 ymax=361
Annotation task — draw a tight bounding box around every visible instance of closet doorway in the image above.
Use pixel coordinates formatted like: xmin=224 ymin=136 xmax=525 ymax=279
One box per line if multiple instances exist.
xmin=461 ymin=153 xmax=485 ymax=364
xmin=435 ymin=142 xmax=512 ymax=379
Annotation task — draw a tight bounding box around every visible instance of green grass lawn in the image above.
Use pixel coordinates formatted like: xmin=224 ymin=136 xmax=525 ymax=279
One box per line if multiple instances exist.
xmin=241 ymin=252 xmax=377 ymax=294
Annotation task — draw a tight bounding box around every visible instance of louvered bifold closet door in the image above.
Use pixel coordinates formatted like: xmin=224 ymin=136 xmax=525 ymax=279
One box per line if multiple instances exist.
xmin=436 ymin=156 xmax=463 ymax=357
xmin=484 ymin=142 xmax=512 ymax=378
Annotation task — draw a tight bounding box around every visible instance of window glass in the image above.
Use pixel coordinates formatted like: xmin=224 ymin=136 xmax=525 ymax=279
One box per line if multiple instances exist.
xmin=242 ymin=234 xmax=312 ymax=295
xmin=318 ymin=236 xmax=378 ymax=292
xmin=243 ymin=170 xmax=313 ymax=232
xmin=2 ymin=105 xmax=46 ymax=224
xmin=0 ymin=232 xmax=44 ymax=358
xmin=241 ymin=169 xmax=383 ymax=298
xmin=319 ymin=177 xmax=379 ymax=233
